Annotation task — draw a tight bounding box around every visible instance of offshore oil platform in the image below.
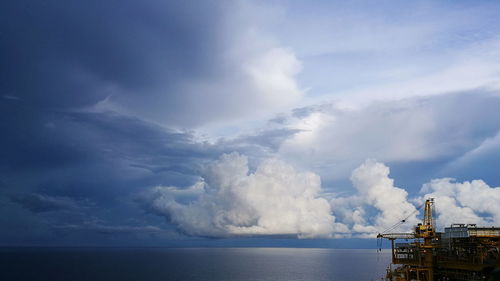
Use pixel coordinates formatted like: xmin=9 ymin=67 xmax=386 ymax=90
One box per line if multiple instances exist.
xmin=377 ymin=198 xmax=500 ymax=281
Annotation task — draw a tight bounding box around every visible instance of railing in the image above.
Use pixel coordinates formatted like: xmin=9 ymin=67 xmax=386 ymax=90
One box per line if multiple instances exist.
xmin=468 ymin=228 xmax=500 ymax=237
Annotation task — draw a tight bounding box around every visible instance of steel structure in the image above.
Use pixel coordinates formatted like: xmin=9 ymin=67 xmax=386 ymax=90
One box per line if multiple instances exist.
xmin=377 ymin=198 xmax=500 ymax=281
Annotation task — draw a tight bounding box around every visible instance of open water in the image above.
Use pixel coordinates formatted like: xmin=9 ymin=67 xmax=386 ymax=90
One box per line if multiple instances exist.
xmin=0 ymin=248 xmax=391 ymax=281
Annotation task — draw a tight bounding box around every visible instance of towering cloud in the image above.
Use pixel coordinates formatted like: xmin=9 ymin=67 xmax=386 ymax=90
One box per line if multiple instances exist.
xmin=145 ymin=153 xmax=344 ymax=238
xmin=144 ymin=155 xmax=499 ymax=239
xmin=334 ymin=160 xmax=500 ymax=237
xmin=350 ymin=160 xmax=419 ymax=232
xmin=329 ymin=160 xmax=419 ymax=237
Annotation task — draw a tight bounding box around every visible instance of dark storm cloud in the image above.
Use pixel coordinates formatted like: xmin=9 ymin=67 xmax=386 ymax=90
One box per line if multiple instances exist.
xmin=0 ymin=0 xmax=233 ymax=133
xmin=1 ymin=0 xmax=304 ymax=129
xmin=1 ymin=110 xmax=217 ymax=199
xmin=0 ymin=0 xmax=222 ymax=106
xmin=0 ymin=0 xmax=227 ymax=191
xmin=0 ymin=97 xmax=293 ymax=245
xmin=0 ymin=3 xmax=231 ymax=239
xmin=0 ymin=108 xmax=219 ymax=244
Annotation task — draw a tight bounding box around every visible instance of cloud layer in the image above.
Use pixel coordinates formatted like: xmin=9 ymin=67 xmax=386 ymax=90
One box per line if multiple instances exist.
xmin=277 ymin=92 xmax=500 ymax=182
xmin=1 ymin=0 xmax=303 ymax=129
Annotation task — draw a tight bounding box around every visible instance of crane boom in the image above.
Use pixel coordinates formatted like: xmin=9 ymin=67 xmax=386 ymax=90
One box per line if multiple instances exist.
xmin=377 ymin=198 xmax=435 ymax=239
xmin=377 ymin=233 xmax=415 ymax=239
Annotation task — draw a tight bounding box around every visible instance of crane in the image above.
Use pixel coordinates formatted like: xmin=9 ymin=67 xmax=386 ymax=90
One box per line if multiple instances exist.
xmin=377 ymin=198 xmax=435 ymax=240
xmin=377 ymin=198 xmax=436 ymax=281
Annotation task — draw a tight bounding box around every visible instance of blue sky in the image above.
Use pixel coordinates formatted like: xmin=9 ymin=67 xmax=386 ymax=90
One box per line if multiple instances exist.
xmin=1 ymin=0 xmax=500 ymax=246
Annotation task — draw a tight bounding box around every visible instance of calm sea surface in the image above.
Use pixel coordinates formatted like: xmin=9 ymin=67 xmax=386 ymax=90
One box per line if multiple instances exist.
xmin=0 ymin=248 xmax=391 ymax=281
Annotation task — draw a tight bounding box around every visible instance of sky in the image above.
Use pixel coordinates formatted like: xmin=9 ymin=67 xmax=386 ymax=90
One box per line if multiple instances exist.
xmin=1 ymin=0 xmax=500 ymax=247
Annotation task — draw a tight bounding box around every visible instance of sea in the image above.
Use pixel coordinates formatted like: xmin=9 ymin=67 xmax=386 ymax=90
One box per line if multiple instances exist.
xmin=0 ymin=248 xmax=391 ymax=281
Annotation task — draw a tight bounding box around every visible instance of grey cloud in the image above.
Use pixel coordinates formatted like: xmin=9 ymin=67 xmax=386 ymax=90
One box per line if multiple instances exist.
xmin=0 ymin=107 xmax=217 ymax=245
xmin=0 ymin=106 xmax=290 ymax=244
xmin=0 ymin=0 xmax=306 ymax=245
xmin=0 ymin=0 xmax=223 ymax=108
xmin=268 ymin=114 xmax=289 ymax=125
xmin=223 ymin=128 xmax=302 ymax=155
xmin=15 ymin=111 xmax=217 ymax=199
xmin=277 ymin=91 xmax=500 ymax=188
xmin=10 ymin=193 xmax=80 ymax=213
xmin=56 ymin=223 xmax=163 ymax=235
xmin=440 ymin=131 xmax=500 ymax=184
xmin=291 ymin=103 xmax=336 ymax=119
xmin=0 ymin=0 xmax=302 ymax=128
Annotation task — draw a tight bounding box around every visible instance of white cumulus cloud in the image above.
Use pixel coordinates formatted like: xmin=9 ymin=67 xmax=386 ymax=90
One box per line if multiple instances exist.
xmin=146 ymin=153 xmax=344 ymax=238
xmin=330 ymin=160 xmax=419 ymax=237
xmin=420 ymin=178 xmax=500 ymax=227
xmin=350 ymin=160 xmax=419 ymax=232
xmin=330 ymin=160 xmax=500 ymax=237
xmin=144 ymin=154 xmax=499 ymax=239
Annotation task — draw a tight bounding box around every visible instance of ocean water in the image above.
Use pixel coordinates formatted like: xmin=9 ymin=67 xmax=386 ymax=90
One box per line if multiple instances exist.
xmin=0 ymin=248 xmax=391 ymax=281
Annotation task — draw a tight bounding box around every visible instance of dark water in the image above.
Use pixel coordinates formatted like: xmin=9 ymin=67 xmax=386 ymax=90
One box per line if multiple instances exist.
xmin=0 ymin=248 xmax=391 ymax=281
